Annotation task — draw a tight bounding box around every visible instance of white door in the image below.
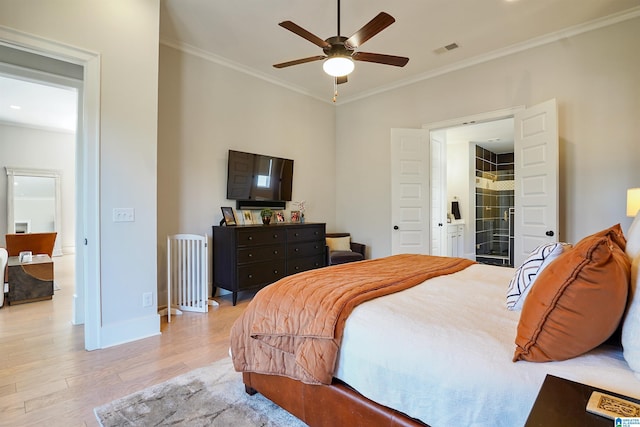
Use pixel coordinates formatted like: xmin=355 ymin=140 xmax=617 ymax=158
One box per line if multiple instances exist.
xmin=514 ymin=99 xmax=559 ymax=266
xmin=430 ymin=131 xmax=447 ymax=255
xmin=391 ymin=129 xmax=430 ymax=255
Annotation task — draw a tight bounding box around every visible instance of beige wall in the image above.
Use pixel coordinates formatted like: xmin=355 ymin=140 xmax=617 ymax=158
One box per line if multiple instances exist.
xmin=335 ymin=17 xmax=640 ymax=259
xmin=0 ymin=0 xmax=161 ymax=346
xmin=157 ymin=45 xmax=336 ymax=300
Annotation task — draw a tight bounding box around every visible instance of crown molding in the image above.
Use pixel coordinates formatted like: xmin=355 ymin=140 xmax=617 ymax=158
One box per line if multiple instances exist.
xmin=159 ymin=38 xmax=332 ymax=104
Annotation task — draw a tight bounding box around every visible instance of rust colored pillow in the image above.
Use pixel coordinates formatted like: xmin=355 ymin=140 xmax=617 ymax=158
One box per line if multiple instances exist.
xmin=513 ymin=225 xmax=630 ymax=362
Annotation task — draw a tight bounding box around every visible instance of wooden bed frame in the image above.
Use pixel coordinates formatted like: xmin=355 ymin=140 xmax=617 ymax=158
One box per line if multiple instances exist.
xmin=243 ymin=371 xmax=428 ymax=427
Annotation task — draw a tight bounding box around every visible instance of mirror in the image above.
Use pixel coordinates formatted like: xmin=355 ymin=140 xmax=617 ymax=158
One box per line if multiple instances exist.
xmin=6 ymin=167 xmax=62 ymax=256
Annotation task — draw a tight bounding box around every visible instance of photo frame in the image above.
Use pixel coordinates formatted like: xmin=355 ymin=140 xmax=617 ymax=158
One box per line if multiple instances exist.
xmin=275 ymin=211 xmax=285 ymax=223
xmin=241 ymin=210 xmax=254 ymax=225
xmin=290 ymin=210 xmax=301 ymax=223
xmin=221 ymin=206 xmax=237 ymax=226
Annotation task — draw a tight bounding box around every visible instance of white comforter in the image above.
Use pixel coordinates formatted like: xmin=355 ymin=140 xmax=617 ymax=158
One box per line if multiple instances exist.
xmin=334 ymin=263 xmax=640 ymax=427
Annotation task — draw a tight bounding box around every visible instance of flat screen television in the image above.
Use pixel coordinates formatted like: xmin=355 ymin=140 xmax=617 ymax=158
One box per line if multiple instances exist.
xmin=226 ymin=150 xmax=294 ymax=202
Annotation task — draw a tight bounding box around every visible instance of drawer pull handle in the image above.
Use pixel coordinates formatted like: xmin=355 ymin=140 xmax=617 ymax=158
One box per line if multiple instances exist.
xmin=295 ymin=233 xmax=299 ymax=236
xmin=295 ymin=266 xmax=300 ymax=270
xmin=273 ymin=250 xmax=278 ymax=255
xmin=248 ymin=236 xmax=253 ymax=241
xmin=273 ymin=234 xmax=278 ymax=238
xmin=273 ymin=270 xmax=278 ymax=274
xmin=295 ymin=248 xmax=299 ymax=252
xmin=248 ymin=274 xmax=253 ymax=279
xmin=248 ymin=253 xmax=253 ymax=257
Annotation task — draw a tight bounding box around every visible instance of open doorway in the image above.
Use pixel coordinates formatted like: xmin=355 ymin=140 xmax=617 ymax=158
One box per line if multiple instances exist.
xmin=431 ymin=117 xmax=515 ymax=266
xmin=1 ymin=29 xmax=102 ymax=350
xmin=0 ymin=71 xmax=79 ymax=301
xmin=428 ymin=100 xmax=559 ymax=267
xmin=0 ymin=37 xmax=101 ymax=349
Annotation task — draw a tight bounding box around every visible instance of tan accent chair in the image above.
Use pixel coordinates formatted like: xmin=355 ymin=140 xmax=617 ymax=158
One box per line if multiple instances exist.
xmin=325 ymin=233 xmax=366 ymax=265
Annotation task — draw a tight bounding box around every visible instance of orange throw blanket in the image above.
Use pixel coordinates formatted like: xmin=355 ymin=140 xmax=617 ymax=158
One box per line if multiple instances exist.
xmin=230 ymin=254 xmax=474 ymax=384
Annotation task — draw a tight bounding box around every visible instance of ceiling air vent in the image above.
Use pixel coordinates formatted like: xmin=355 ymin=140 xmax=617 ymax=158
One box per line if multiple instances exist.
xmin=434 ymin=42 xmax=460 ymax=54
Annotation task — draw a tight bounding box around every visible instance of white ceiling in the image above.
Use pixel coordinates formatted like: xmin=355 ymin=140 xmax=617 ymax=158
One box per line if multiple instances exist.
xmin=446 ymin=118 xmax=515 ymax=154
xmin=1 ymin=1 xmax=638 ymax=131
xmin=160 ymin=0 xmax=640 ymax=103
xmin=0 ymin=75 xmax=78 ymax=132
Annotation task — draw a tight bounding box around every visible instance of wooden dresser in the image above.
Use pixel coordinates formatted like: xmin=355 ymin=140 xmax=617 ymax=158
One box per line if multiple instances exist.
xmin=213 ymin=222 xmax=326 ymax=305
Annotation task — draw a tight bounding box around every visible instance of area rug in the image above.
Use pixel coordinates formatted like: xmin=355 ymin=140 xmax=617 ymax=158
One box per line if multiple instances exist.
xmin=94 ymin=357 xmax=307 ymax=426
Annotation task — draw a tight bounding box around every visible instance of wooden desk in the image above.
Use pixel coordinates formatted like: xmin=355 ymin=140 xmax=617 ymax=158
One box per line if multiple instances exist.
xmin=525 ymin=374 xmax=640 ymax=426
xmin=7 ymin=255 xmax=54 ymax=305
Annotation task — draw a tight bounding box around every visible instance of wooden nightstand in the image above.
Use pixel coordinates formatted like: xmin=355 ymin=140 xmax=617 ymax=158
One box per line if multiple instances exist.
xmin=525 ymin=374 xmax=640 ymax=426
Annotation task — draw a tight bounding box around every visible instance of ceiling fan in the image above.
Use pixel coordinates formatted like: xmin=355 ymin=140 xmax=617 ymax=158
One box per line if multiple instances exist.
xmin=273 ymin=0 xmax=409 ymax=88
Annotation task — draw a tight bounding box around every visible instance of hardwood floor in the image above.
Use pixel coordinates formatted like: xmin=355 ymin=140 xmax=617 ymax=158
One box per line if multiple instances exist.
xmin=0 ymin=254 xmax=250 ymax=426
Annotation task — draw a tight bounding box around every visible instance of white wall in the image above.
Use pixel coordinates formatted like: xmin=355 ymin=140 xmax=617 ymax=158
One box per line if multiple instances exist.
xmin=0 ymin=123 xmax=76 ymax=253
xmin=0 ymin=0 xmax=161 ymax=346
xmin=157 ymin=45 xmax=336 ymax=302
xmin=336 ymin=18 xmax=640 ymax=259
xmin=446 ymin=141 xmax=471 ymax=255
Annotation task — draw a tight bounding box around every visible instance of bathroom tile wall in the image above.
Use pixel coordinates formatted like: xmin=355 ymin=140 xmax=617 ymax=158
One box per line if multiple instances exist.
xmin=475 ymin=146 xmax=514 ymax=266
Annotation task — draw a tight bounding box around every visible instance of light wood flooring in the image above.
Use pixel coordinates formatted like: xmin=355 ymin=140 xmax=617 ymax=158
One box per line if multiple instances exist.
xmin=0 ymin=255 xmax=250 ymax=426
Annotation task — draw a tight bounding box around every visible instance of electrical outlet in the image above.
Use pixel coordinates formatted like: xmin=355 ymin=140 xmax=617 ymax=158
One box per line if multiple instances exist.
xmin=142 ymin=292 xmax=153 ymax=307
xmin=113 ymin=208 xmax=135 ymax=222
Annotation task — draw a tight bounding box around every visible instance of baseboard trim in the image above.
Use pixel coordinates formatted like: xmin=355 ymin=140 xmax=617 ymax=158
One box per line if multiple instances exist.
xmin=99 ymin=313 xmax=160 ymax=349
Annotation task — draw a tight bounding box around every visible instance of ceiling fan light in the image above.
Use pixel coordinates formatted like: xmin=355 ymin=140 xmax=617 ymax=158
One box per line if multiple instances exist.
xmin=323 ymin=56 xmax=354 ymax=77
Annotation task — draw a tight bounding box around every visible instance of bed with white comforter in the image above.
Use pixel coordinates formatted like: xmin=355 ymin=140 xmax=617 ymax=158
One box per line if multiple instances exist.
xmin=234 ymin=223 xmax=640 ymax=426
xmin=335 ymin=263 xmax=639 ymax=426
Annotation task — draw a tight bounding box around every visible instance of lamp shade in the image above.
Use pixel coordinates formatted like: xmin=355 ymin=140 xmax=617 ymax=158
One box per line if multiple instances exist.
xmin=628 ymin=188 xmax=640 ymax=217
xmin=323 ymin=56 xmax=354 ymax=77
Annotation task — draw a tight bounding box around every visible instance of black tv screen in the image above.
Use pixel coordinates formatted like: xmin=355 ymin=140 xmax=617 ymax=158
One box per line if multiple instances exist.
xmin=226 ymin=150 xmax=294 ymax=201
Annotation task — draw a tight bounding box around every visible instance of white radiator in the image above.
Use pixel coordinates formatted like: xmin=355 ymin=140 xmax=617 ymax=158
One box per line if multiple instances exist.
xmin=165 ymin=234 xmax=209 ymax=322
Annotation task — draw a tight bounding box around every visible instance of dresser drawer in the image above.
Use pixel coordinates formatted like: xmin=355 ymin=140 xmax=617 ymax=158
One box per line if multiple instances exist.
xmin=238 ymin=244 xmax=285 ymax=263
xmin=287 ymin=254 xmax=325 ymax=275
xmin=286 ymin=225 xmax=325 ymax=242
xmin=288 ymin=240 xmax=325 ymax=258
xmin=238 ymin=260 xmax=286 ymax=288
xmin=237 ymin=229 xmax=286 ymax=246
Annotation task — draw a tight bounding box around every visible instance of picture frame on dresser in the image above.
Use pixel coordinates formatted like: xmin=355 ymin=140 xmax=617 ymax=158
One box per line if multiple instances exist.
xmin=221 ymin=206 xmax=237 ymax=226
xmin=241 ymin=210 xmax=254 ymax=225
xmin=290 ymin=210 xmax=300 ymax=223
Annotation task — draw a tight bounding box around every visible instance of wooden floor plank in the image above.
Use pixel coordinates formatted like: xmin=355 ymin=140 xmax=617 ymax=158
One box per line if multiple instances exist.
xmin=0 ymin=254 xmax=250 ymax=426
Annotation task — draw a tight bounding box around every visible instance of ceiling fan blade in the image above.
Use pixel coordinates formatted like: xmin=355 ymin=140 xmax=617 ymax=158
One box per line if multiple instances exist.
xmin=344 ymin=12 xmax=395 ymax=49
xmin=336 ymin=75 xmax=348 ymax=84
xmin=279 ymin=21 xmax=331 ymax=49
xmin=352 ymin=52 xmax=409 ymax=67
xmin=273 ymin=55 xmax=326 ymax=69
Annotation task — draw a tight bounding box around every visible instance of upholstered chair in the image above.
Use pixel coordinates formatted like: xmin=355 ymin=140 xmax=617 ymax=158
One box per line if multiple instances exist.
xmin=326 ymin=233 xmax=366 ymax=265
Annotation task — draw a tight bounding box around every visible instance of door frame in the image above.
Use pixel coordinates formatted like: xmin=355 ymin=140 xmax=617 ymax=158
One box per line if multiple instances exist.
xmin=0 ymin=25 xmax=102 ymax=350
xmin=423 ymin=106 xmax=524 ymax=259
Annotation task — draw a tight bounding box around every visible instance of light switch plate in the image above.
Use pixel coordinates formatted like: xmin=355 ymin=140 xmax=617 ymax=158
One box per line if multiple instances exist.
xmin=113 ymin=208 xmax=135 ymax=222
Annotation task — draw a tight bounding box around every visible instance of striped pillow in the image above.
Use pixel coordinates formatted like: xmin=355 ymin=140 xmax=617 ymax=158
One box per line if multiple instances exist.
xmin=506 ymin=242 xmax=569 ymax=310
